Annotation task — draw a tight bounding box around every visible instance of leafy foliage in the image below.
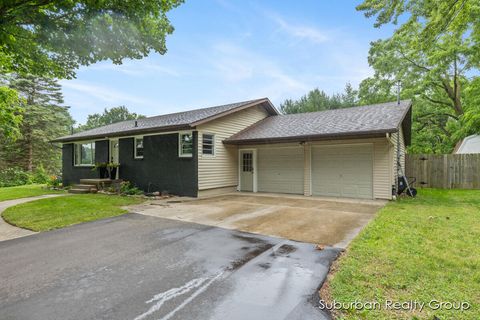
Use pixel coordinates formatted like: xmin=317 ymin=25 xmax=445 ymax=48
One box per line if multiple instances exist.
xmin=76 ymin=106 xmax=145 ymax=132
xmin=119 ymin=181 xmax=144 ymax=195
xmin=0 ymin=0 xmax=184 ymax=79
xmin=355 ymin=0 xmax=480 ymax=153
xmin=280 ymin=83 xmax=358 ymax=114
xmin=0 ymin=168 xmax=32 ymax=187
xmin=0 ymin=86 xmax=23 ymax=141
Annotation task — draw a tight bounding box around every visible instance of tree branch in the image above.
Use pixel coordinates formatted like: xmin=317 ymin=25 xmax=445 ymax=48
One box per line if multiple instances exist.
xmin=396 ymin=49 xmax=431 ymax=72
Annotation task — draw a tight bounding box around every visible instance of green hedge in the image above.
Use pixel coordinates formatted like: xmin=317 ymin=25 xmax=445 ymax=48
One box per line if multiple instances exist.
xmin=0 ymin=166 xmax=49 ymax=187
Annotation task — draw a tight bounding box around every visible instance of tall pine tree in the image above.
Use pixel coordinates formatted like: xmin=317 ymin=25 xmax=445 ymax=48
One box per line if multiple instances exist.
xmin=2 ymin=75 xmax=74 ymax=173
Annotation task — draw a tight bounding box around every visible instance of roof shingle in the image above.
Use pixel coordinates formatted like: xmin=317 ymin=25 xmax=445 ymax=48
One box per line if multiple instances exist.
xmin=225 ymin=100 xmax=412 ymax=144
xmin=53 ymin=98 xmax=274 ymax=142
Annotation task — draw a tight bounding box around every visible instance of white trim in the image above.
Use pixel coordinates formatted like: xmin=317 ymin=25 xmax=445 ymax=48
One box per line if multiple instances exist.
xmin=61 ymin=129 xmax=191 ymax=145
xmin=201 ymin=132 xmax=216 ymax=157
xmin=238 ymin=148 xmax=257 ymax=192
xmin=134 ymin=136 xmax=144 ymax=159
xmin=178 ymin=131 xmax=193 ymax=158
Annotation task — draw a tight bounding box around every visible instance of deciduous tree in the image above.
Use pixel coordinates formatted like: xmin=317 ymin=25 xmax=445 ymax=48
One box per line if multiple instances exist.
xmin=77 ymin=106 xmax=145 ymax=132
xmin=0 ymin=0 xmax=184 ymax=79
xmin=280 ymin=84 xmax=358 ymax=114
xmin=356 ymin=0 xmax=480 ymax=153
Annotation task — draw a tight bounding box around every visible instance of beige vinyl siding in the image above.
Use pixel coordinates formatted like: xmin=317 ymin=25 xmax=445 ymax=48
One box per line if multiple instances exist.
xmin=197 ymin=105 xmax=270 ymax=190
xmin=391 ymin=127 xmax=406 ymax=183
xmin=245 ymin=138 xmax=393 ymax=200
xmin=374 ymin=139 xmax=393 ymax=199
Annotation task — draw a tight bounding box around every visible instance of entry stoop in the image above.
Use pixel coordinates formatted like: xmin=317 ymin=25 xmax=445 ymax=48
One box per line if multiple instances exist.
xmin=68 ymin=184 xmax=98 ymax=194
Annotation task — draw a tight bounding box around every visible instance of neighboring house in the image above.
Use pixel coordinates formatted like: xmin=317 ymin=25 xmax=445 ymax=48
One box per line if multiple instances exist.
xmin=53 ymin=98 xmax=412 ymax=200
xmin=453 ymin=134 xmax=480 ymax=154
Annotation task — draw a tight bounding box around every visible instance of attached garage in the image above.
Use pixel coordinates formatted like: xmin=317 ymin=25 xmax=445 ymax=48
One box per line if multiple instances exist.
xmin=257 ymin=147 xmax=304 ymax=194
xmin=226 ymin=100 xmax=412 ymax=200
xmin=311 ymin=144 xmax=373 ymax=199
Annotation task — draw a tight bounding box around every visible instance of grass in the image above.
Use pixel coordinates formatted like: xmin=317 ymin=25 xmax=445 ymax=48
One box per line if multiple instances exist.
xmin=0 ymin=184 xmax=64 ymax=201
xmin=329 ymin=189 xmax=480 ymax=320
xmin=2 ymin=194 xmax=144 ymax=231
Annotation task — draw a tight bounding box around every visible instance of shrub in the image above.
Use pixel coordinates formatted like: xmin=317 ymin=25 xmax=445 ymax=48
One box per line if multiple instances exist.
xmin=0 ymin=168 xmax=33 ymax=187
xmin=119 ymin=181 xmax=143 ymax=195
xmin=46 ymin=175 xmax=62 ymax=188
xmin=32 ymin=165 xmax=49 ymax=184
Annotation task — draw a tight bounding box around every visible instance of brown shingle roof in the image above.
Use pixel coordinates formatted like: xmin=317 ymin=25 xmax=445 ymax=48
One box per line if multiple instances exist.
xmin=225 ymin=100 xmax=412 ymax=144
xmin=53 ymin=98 xmax=277 ymax=142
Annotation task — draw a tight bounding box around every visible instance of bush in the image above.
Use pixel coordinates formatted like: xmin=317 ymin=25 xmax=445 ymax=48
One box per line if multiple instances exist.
xmin=46 ymin=175 xmax=62 ymax=188
xmin=119 ymin=181 xmax=143 ymax=195
xmin=0 ymin=168 xmax=33 ymax=187
xmin=32 ymin=165 xmax=49 ymax=184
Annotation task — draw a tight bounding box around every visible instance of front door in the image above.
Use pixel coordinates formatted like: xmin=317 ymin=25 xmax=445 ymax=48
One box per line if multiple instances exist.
xmin=240 ymin=150 xmax=254 ymax=192
xmin=109 ymin=139 xmax=119 ymax=179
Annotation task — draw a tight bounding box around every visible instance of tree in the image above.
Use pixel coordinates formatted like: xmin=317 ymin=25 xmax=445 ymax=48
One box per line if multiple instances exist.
xmin=76 ymin=106 xmax=145 ymax=132
xmin=1 ymin=75 xmax=74 ymax=173
xmin=0 ymin=86 xmax=23 ymax=141
xmin=356 ymin=0 xmax=480 ymax=153
xmin=280 ymin=84 xmax=358 ymax=114
xmin=0 ymin=0 xmax=184 ymax=79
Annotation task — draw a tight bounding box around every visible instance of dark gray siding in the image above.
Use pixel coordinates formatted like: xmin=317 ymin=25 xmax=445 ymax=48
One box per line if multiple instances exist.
xmin=62 ymin=140 xmax=109 ymax=186
xmin=118 ymin=132 xmax=198 ymax=197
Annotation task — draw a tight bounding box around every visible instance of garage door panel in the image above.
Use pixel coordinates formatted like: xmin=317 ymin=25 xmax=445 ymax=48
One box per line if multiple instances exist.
xmin=257 ymin=147 xmax=304 ymax=194
xmin=312 ymin=145 xmax=373 ymax=199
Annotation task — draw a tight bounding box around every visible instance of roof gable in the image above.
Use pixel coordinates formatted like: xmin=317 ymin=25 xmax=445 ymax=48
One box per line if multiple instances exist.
xmin=225 ymin=100 xmax=412 ymax=144
xmin=53 ymin=98 xmax=277 ymax=142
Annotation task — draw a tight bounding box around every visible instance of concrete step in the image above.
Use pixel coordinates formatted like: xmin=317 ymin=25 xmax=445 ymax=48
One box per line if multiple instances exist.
xmin=73 ymin=184 xmax=97 ymax=190
xmin=80 ymin=179 xmax=112 ymax=186
xmin=68 ymin=188 xmax=92 ymax=194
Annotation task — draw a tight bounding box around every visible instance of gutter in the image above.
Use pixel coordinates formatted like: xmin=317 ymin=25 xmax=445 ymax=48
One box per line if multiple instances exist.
xmin=224 ymin=130 xmax=396 ymax=145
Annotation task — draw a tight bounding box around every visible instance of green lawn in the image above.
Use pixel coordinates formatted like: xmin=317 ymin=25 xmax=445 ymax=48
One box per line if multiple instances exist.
xmin=2 ymin=194 xmax=144 ymax=231
xmin=0 ymin=184 xmax=64 ymax=201
xmin=329 ymin=189 xmax=480 ymax=320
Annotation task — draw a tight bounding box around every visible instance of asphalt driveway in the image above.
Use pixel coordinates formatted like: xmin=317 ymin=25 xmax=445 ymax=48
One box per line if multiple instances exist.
xmin=0 ymin=214 xmax=340 ymax=320
xmin=129 ymin=193 xmax=385 ymax=247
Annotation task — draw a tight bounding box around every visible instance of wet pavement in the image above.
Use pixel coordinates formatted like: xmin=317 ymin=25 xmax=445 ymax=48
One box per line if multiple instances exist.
xmin=0 ymin=213 xmax=340 ymax=320
xmin=129 ymin=193 xmax=384 ymax=247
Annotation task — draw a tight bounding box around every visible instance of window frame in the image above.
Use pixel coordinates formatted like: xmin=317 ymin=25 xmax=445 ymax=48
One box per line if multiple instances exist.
xmin=178 ymin=132 xmax=193 ymax=158
xmin=201 ymin=133 xmax=215 ymax=156
xmin=134 ymin=136 xmax=144 ymax=159
xmin=73 ymin=141 xmax=96 ymax=167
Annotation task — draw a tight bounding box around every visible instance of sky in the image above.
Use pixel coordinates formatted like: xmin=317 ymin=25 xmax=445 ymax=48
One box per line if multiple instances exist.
xmin=60 ymin=0 xmax=397 ymax=124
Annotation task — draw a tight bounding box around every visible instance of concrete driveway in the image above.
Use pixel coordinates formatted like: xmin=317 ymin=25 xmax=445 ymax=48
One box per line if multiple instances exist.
xmin=1 ymin=214 xmax=339 ymax=320
xmin=129 ymin=193 xmax=385 ymax=247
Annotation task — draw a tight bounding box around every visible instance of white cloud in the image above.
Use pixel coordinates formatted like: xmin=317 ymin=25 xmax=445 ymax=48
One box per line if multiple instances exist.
xmin=209 ymin=42 xmax=312 ymax=103
xmin=85 ymin=61 xmax=181 ymax=77
xmin=60 ymin=80 xmax=151 ymax=106
xmin=270 ymin=15 xmax=328 ymax=44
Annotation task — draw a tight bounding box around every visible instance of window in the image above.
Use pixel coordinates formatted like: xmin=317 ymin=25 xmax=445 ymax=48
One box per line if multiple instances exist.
xmin=74 ymin=142 xmax=95 ymax=166
xmin=202 ymin=134 xmax=215 ymax=155
xmin=179 ymin=132 xmax=193 ymax=157
xmin=134 ymin=137 xmax=144 ymax=159
xmin=242 ymin=152 xmax=253 ymax=172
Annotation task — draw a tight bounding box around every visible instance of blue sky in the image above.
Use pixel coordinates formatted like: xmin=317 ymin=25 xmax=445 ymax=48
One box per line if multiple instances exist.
xmin=60 ymin=0 xmax=396 ymax=124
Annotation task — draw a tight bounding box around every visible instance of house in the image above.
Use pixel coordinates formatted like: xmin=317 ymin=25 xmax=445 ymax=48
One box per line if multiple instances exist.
xmin=53 ymin=98 xmax=412 ymax=200
xmin=453 ymin=134 xmax=480 ymax=154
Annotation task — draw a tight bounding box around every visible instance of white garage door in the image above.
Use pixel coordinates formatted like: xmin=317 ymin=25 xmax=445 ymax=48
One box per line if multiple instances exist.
xmin=257 ymin=147 xmax=304 ymax=194
xmin=312 ymin=144 xmax=373 ymax=199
